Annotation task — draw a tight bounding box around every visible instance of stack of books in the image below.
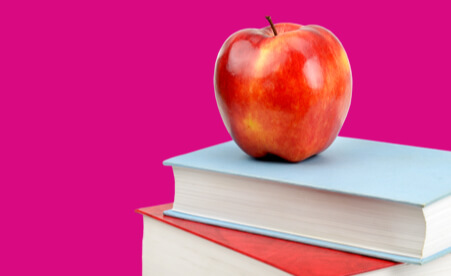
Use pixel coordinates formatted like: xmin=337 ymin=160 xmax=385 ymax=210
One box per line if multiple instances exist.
xmin=137 ymin=137 xmax=451 ymax=275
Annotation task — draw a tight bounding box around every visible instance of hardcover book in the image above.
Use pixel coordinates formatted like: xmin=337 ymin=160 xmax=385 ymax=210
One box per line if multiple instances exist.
xmin=163 ymin=137 xmax=451 ymax=264
xmin=138 ymin=204 xmax=398 ymax=276
xmin=139 ymin=204 xmax=451 ymax=275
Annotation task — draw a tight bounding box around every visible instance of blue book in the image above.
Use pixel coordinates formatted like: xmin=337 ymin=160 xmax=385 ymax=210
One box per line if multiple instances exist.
xmin=163 ymin=137 xmax=451 ymax=264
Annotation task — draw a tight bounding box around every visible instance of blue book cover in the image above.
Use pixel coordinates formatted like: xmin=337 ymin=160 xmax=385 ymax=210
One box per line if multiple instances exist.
xmin=163 ymin=137 xmax=451 ymax=264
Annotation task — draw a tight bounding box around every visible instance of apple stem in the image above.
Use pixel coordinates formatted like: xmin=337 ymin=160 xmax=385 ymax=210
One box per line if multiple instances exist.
xmin=265 ymin=16 xmax=278 ymax=36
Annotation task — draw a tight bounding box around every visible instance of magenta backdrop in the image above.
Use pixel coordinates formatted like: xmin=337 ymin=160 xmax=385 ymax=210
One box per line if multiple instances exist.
xmin=1 ymin=0 xmax=450 ymax=275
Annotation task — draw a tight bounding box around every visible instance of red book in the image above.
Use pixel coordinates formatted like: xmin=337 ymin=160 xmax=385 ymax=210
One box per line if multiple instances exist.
xmin=137 ymin=203 xmax=398 ymax=276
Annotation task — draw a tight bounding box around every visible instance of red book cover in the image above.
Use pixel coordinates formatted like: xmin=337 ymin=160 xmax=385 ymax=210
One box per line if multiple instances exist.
xmin=137 ymin=203 xmax=398 ymax=276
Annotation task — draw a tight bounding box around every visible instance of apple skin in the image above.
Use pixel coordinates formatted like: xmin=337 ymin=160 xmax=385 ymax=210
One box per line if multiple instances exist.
xmin=214 ymin=23 xmax=352 ymax=162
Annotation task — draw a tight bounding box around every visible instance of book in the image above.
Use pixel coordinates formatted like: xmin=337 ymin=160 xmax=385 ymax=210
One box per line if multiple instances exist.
xmin=137 ymin=203 xmax=397 ymax=276
xmin=162 ymin=136 xmax=451 ymax=264
xmin=138 ymin=204 xmax=451 ymax=276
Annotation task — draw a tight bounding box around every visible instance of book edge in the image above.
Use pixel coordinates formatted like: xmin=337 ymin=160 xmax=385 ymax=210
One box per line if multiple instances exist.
xmin=163 ymin=161 xmax=428 ymax=207
xmin=422 ymin=246 xmax=451 ymax=264
xmin=163 ymin=209 xmax=451 ymax=265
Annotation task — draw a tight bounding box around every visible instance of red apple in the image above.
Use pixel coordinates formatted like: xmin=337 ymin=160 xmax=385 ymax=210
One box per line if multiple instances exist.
xmin=214 ymin=17 xmax=352 ymax=162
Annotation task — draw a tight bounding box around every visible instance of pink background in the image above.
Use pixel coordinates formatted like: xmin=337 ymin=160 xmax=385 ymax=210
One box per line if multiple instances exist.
xmin=1 ymin=1 xmax=450 ymax=275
